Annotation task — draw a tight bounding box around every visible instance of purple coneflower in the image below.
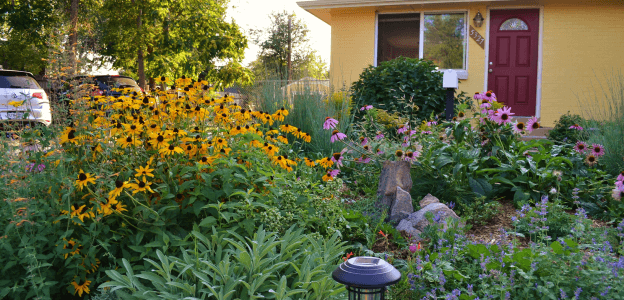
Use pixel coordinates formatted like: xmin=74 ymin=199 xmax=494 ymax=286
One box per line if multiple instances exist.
xmin=331 ymin=152 xmax=343 ymax=166
xmin=585 ymin=154 xmax=598 ymax=166
xmin=617 ymin=171 xmax=624 ymax=182
xmin=360 ymin=105 xmax=373 ymax=111
xmin=323 ymin=117 xmax=338 ymax=130
xmin=421 ymin=130 xmax=432 ymax=135
xmin=397 ymin=124 xmax=409 ymax=134
xmin=330 ymin=130 xmax=346 ymax=143
xmin=375 ymin=131 xmax=385 ymax=140
xmin=590 ymin=143 xmax=605 ymax=157
xmin=492 ymin=106 xmax=514 ymax=125
xmin=512 ymin=121 xmax=526 ymax=134
xmin=359 ymin=137 xmax=368 ymax=146
xmin=427 ymin=121 xmax=438 ymax=126
xmin=329 ymin=169 xmax=340 ymax=177
xmin=526 ymin=117 xmax=540 ymax=133
xmin=356 ymin=156 xmax=371 ymax=163
xmin=569 ymin=124 xmax=583 ymax=130
xmin=574 ymin=141 xmax=588 ymax=154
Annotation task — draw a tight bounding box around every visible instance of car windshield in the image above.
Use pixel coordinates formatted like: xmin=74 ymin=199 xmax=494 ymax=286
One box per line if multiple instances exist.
xmin=98 ymin=77 xmax=139 ymax=89
xmin=0 ymin=75 xmax=41 ymax=89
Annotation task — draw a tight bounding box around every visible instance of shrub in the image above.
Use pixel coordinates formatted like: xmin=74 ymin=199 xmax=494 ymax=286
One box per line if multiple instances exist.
xmin=100 ymin=225 xmax=349 ymax=300
xmin=547 ymin=112 xmax=585 ymax=143
xmin=350 ymin=57 xmax=447 ymax=124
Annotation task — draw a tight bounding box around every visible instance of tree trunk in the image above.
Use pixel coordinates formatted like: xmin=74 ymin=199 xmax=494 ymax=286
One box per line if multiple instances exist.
xmin=68 ymin=0 xmax=79 ymax=75
xmin=133 ymin=0 xmax=146 ymax=89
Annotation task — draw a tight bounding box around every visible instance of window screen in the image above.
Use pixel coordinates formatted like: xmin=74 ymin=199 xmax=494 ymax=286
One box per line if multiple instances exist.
xmin=377 ymin=13 xmax=420 ymax=65
xmin=423 ymin=13 xmax=466 ymax=70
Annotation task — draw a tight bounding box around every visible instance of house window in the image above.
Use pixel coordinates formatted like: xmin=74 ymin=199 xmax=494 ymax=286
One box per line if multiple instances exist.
xmin=423 ymin=13 xmax=466 ymax=70
xmin=376 ymin=12 xmax=468 ymax=73
xmin=500 ymin=18 xmax=529 ymax=31
xmin=376 ymin=13 xmax=420 ymax=66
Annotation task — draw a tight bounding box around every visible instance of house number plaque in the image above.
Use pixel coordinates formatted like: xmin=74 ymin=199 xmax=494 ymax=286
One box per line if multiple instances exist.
xmin=469 ymin=25 xmax=485 ymax=49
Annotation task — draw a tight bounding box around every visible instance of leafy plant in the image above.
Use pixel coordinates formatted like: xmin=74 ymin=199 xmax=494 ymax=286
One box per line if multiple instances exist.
xmin=100 ymin=225 xmax=349 ymax=300
xmin=350 ymin=57 xmax=448 ymax=123
xmin=547 ymin=112 xmax=586 ymax=143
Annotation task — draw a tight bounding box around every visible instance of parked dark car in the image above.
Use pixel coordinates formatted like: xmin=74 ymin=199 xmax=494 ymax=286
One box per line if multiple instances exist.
xmin=70 ymin=75 xmax=143 ymax=97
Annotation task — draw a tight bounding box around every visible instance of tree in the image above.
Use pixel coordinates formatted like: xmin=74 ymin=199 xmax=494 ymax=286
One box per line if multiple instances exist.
xmin=100 ymin=0 xmax=250 ymax=89
xmin=423 ymin=14 xmax=465 ymax=69
xmin=249 ymin=10 xmax=328 ymax=83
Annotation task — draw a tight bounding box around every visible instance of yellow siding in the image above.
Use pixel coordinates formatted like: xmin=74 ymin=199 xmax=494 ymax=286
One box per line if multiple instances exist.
xmin=323 ymin=1 xmax=624 ymax=126
xmin=539 ymin=3 xmax=624 ymax=126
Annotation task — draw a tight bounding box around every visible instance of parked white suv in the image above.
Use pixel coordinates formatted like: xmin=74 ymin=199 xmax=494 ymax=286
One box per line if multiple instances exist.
xmin=0 ymin=70 xmax=52 ymax=127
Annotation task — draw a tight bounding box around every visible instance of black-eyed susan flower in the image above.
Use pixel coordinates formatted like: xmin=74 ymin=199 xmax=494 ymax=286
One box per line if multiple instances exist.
xmin=276 ymin=135 xmax=289 ymax=144
xmin=273 ymin=155 xmax=290 ymax=170
xmin=262 ymin=143 xmax=279 ymax=157
xmin=301 ymin=132 xmax=311 ymax=143
xmin=135 ymin=164 xmax=154 ymax=178
xmin=229 ymin=125 xmax=245 ymax=136
xmin=123 ymin=123 xmax=144 ymax=135
xmin=198 ymin=155 xmax=216 ymax=165
xmin=63 ymin=238 xmax=82 ymax=259
xmin=304 ymin=157 xmax=316 ymax=167
xmin=279 ymin=107 xmax=289 ymax=116
xmin=316 ymin=157 xmax=334 ymax=168
xmin=60 ymin=128 xmax=79 ymax=145
xmin=279 ymin=124 xmax=296 ymax=133
xmin=117 ymin=135 xmax=142 ymax=148
xmin=218 ymin=147 xmax=231 ymax=156
xmin=71 ymin=278 xmax=91 ymax=297
xmin=182 ymin=143 xmax=197 ymax=157
xmin=214 ymin=137 xmax=228 ymax=150
xmin=75 ymin=169 xmax=96 ymax=191
xmin=70 ymin=203 xmax=94 ymax=222
xmin=272 ymin=111 xmax=284 ymax=122
xmin=110 ymin=200 xmax=127 ymax=213
xmin=128 ymin=176 xmax=154 ymax=194
xmin=159 ymin=144 xmax=184 ymax=156
xmin=149 ymin=133 xmax=170 ymax=149
xmin=154 ymin=76 xmax=168 ymax=84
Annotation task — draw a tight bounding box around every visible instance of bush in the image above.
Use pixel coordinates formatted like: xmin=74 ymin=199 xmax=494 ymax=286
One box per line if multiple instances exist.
xmin=101 ymin=225 xmax=349 ymax=300
xmin=350 ymin=57 xmax=447 ymax=124
xmin=547 ymin=112 xmax=585 ymax=143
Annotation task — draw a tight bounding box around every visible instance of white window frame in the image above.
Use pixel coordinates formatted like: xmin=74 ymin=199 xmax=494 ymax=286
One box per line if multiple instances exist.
xmin=374 ymin=10 xmax=469 ymax=79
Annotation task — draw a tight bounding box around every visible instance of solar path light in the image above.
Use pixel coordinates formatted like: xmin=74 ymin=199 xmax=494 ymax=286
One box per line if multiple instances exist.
xmin=332 ymin=256 xmax=401 ymax=300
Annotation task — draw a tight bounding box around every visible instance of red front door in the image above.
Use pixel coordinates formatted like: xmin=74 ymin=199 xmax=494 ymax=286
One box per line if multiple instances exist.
xmin=488 ymin=9 xmax=539 ymax=116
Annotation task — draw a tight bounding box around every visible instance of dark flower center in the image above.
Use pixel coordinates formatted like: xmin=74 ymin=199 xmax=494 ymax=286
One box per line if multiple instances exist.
xmin=333 ymin=153 xmax=341 ymax=160
xmin=78 ymin=173 xmax=87 ymax=181
xmin=187 ymin=145 xmax=192 ymax=150
xmin=501 ymin=114 xmax=509 ymax=120
xmin=126 ymin=137 xmax=133 ymax=142
xmin=332 ymin=130 xmax=339 ymax=135
xmin=130 ymin=125 xmax=136 ymax=130
xmin=139 ymin=181 xmax=146 ymax=188
xmin=532 ymin=122 xmax=540 ymax=129
xmin=201 ymin=157 xmax=208 ymax=162
xmin=395 ymin=150 xmax=403 ymax=157
xmin=588 ymin=156 xmax=596 ymax=162
xmin=160 ymin=76 xmax=165 ymax=81
xmin=517 ymin=123 xmax=525 ymax=130
xmin=157 ymin=135 xmax=164 ymax=142
xmin=115 ymin=180 xmax=124 ymax=188
xmin=168 ymin=145 xmax=175 ymax=150
xmin=68 ymin=130 xmax=76 ymax=139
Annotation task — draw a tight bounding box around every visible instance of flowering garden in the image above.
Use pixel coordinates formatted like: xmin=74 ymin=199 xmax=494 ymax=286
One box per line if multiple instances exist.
xmin=1 ymin=68 xmax=623 ymax=300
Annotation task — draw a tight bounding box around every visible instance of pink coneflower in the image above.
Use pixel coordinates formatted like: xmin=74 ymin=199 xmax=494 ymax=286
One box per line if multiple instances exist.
xmin=403 ymin=151 xmax=420 ymax=162
xmin=329 ymin=169 xmax=340 ymax=177
xmin=360 ymin=105 xmax=373 ymax=111
xmin=526 ymin=117 xmax=540 ymax=133
xmin=356 ymin=156 xmax=371 ymax=163
xmin=512 ymin=122 xmax=526 ymax=134
xmin=375 ymin=131 xmax=385 ymax=140
xmin=330 ymin=130 xmax=346 ymax=143
xmin=397 ymin=124 xmax=409 ymax=134
xmin=574 ymin=141 xmax=588 ymax=154
xmin=585 ymin=154 xmax=598 ymax=166
xmin=427 ymin=121 xmax=438 ymax=126
xmin=492 ymin=106 xmax=514 ymax=125
xmin=359 ymin=137 xmax=368 ymax=146
xmin=480 ymin=102 xmax=492 ymax=109
xmin=331 ymin=152 xmax=344 ymax=166
xmin=377 ymin=149 xmax=384 ymax=155
xmin=617 ymin=171 xmax=624 ymax=182
xmin=590 ymin=143 xmax=605 ymax=157
xmin=569 ymin=124 xmax=583 ymax=130
xmin=323 ymin=117 xmax=338 ymax=130
xmin=483 ymin=90 xmax=497 ymax=102
xmin=409 ymin=130 xmax=418 ymax=136
xmin=473 ymin=92 xmax=483 ymax=100
xmin=421 ymin=131 xmax=432 ymax=135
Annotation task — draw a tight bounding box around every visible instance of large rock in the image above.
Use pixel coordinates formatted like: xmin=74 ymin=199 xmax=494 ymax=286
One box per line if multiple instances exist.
xmin=396 ymin=219 xmax=422 ymax=242
xmin=406 ymin=202 xmax=460 ymax=232
xmin=388 ymin=186 xmax=414 ymax=223
xmin=377 ymin=161 xmax=412 ymax=209
xmin=419 ymin=194 xmax=440 ymax=208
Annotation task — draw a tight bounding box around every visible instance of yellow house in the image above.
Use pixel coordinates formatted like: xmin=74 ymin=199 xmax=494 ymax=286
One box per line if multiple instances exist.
xmin=296 ymin=0 xmax=624 ymax=126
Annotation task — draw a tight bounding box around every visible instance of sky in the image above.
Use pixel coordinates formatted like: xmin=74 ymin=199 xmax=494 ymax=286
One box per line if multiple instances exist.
xmin=226 ymin=0 xmax=331 ymax=67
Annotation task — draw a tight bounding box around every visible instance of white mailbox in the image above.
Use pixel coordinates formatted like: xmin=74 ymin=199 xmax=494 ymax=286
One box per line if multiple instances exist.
xmin=442 ymin=69 xmax=458 ymax=89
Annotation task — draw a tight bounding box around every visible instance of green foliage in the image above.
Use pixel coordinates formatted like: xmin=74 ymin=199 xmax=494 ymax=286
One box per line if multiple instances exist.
xmin=459 ymin=196 xmax=502 ymax=226
xmin=423 ymin=14 xmax=466 ymax=70
xmin=100 ymin=225 xmax=348 ymax=300
xmin=350 ymin=57 xmax=448 ymax=123
xmin=547 ymin=112 xmax=585 ymax=143
xmin=576 ymin=69 xmax=624 ymax=176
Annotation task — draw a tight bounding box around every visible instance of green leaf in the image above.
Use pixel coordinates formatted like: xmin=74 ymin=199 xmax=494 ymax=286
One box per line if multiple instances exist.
xmin=551 ymin=241 xmax=564 ymax=255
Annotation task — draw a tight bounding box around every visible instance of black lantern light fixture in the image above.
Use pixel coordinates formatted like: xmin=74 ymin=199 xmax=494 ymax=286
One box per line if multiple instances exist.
xmin=332 ymin=256 xmax=401 ymax=300
xmin=473 ymin=11 xmax=484 ymax=28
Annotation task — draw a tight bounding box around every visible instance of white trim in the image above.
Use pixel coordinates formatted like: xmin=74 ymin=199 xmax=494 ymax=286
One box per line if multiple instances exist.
xmin=374 ymin=12 xmax=379 ymax=66
xmin=297 ymin=0 xmax=514 ymax=10
xmin=483 ymin=5 xmax=544 ymax=118
xmin=375 ymin=10 xmax=469 ymax=78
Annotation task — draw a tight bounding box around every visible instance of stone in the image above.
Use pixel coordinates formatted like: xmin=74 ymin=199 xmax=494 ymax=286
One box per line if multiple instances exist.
xmin=406 ymin=203 xmax=460 ymax=232
xmin=419 ymin=194 xmax=440 ymax=208
xmin=396 ymin=219 xmax=422 ymax=242
xmin=376 ymin=161 xmax=412 ymax=209
xmin=388 ymin=186 xmax=414 ymax=223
